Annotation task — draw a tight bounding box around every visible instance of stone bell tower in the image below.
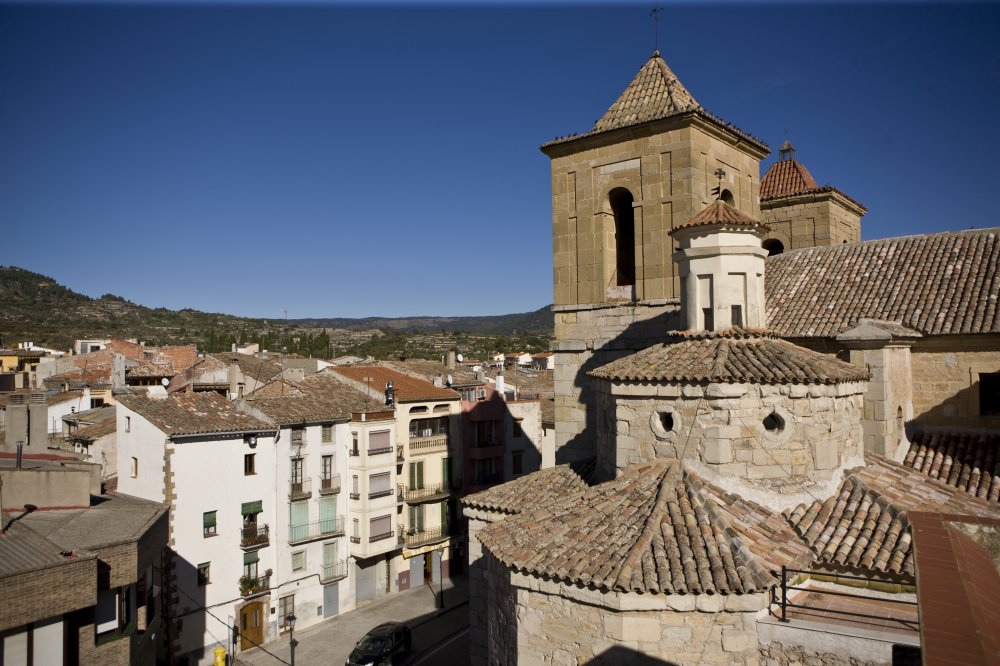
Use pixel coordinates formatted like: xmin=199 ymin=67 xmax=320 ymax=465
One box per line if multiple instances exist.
xmin=541 ymin=51 xmax=770 ymax=463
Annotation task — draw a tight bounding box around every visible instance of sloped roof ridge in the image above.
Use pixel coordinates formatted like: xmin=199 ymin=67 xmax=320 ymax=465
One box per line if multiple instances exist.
xmin=670 ymin=201 xmax=767 ymax=235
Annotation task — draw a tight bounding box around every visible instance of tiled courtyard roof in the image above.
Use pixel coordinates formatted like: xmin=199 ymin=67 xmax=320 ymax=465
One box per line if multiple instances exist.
xmin=479 ymin=461 xmax=809 ymax=595
xmin=541 ymin=53 xmax=767 ymax=153
xmin=670 ymin=201 xmax=768 ymax=234
xmin=760 ymin=159 xmax=819 ymax=199
xmin=785 ymin=456 xmax=1000 ymax=576
xmin=588 ymin=328 xmax=867 ymax=385
xmin=902 ymin=429 xmax=1000 ymax=502
xmin=765 ymin=228 xmax=1000 ymax=337
xmin=330 ymin=365 xmax=459 ymax=403
xmin=118 ymin=393 xmax=272 ymax=437
xmin=463 ymin=461 xmax=592 ymax=515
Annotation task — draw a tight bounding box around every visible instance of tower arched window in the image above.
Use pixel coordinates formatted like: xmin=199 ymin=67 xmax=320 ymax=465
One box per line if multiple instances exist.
xmin=720 ymin=189 xmax=735 ymax=206
xmin=762 ymin=239 xmax=784 ymax=256
xmin=609 ymin=188 xmax=635 ymax=287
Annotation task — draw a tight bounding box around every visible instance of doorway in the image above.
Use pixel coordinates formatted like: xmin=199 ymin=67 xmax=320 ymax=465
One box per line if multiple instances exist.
xmin=239 ymin=601 xmax=263 ymax=650
xmin=423 ymin=553 xmax=433 ymax=585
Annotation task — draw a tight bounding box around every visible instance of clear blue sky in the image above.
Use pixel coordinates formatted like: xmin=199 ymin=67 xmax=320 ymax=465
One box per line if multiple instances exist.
xmin=2 ymin=1 xmax=998 ymax=319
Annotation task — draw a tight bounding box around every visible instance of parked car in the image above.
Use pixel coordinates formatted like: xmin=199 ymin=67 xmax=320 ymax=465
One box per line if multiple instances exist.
xmin=346 ymin=621 xmax=412 ymax=666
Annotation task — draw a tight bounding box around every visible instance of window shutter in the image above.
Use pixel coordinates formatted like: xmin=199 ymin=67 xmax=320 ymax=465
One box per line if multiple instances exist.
xmin=243 ymin=551 xmax=259 ymax=566
xmin=241 ymin=500 xmax=262 ymax=516
xmin=203 ymin=511 xmax=217 ymax=528
xmin=442 ymin=458 xmax=450 ymax=490
xmin=441 ymin=500 xmax=448 ymax=530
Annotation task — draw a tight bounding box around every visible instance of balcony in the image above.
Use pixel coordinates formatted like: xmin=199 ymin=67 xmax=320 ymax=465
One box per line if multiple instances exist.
xmin=368 ymin=445 xmax=393 ymax=457
xmin=321 ymin=560 xmax=348 ymax=583
xmin=240 ymin=524 xmax=269 ymax=550
xmin=369 ymin=529 xmax=394 ymax=543
xmin=408 ymin=434 xmax=448 ymax=454
xmin=289 ymin=478 xmax=312 ymax=500
xmin=403 ymin=484 xmax=450 ymax=504
xmin=239 ymin=573 xmax=271 ymax=598
xmin=368 ymin=488 xmax=393 ymax=500
xmin=289 ymin=516 xmax=345 ymax=545
xmin=350 ymin=535 xmax=361 ymax=544
xmin=319 ymin=474 xmax=341 ymax=495
xmin=402 ymin=526 xmax=449 ymax=548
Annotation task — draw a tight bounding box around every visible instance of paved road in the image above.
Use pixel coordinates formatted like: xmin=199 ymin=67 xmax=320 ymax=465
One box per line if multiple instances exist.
xmin=235 ymin=576 xmax=468 ymax=666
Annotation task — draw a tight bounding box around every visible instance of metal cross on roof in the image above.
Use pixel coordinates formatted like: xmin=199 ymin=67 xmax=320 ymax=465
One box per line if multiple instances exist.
xmin=650 ymin=5 xmax=663 ymax=55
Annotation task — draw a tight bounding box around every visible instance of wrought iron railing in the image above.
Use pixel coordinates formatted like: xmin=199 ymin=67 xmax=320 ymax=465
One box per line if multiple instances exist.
xmin=319 ymin=474 xmax=341 ymax=495
xmin=403 ymin=526 xmax=448 ymax=548
xmin=240 ymin=524 xmax=269 ymax=549
xmin=289 ymin=478 xmax=311 ymax=499
xmin=404 ymin=484 xmax=449 ymax=503
xmin=238 ymin=573 xmax=270 ymax=597
xmin=289 ymin=516 xmax=345 ymax=544
xmin=321 ymin=560 xmax=348 ymax=582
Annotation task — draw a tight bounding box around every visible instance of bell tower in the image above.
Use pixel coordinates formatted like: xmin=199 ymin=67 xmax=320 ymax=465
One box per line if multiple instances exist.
xmin=541 ymin=51 xmax=770 ymax=463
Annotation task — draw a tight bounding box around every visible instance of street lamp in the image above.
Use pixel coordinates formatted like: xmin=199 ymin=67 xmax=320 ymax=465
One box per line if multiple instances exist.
xmin=437 ymin=550 xmax=445 ymax=610
xmin=286 ymin=613 xmax=297 ymax=666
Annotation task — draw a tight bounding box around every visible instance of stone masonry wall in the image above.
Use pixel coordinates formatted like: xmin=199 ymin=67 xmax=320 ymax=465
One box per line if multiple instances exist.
xmin=0 ymin=557 xmax=97 ymax=632
xmin=759 ymin=643 xmax=888 ymax=666
xmin=487 ymin=562 xmax=767 ymax=666
xmin=760 ymin=194 xmax=861 ymax=252
xmin=600 ymin=381 xmax=865 ymax=505
xmin=554 ymin=302 xmax=681 ymax=467
xmin=910 ymin=338 xmax=1000 ymax=429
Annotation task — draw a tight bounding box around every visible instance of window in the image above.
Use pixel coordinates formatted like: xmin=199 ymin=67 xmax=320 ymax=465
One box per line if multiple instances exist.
xmin=731 ymin=304 xmax=743 ymax=327
xmin=244 ymin=453 xmax=256 ymax=476
xmin=408 ymin=504 xmax=424 ymax=532
xmin=125 ymin=416 xmax=131 ymax=433
xmin=203 ymin=511 xmax=217 ymax=537
xmin=291 ymin=551 xmax=306 ymax=572
xmin=369 ymin=472 xmax=392 ymax=498
xmin=512 ymin=451 xmax=523 ymax=476
xmin=369 ymin=430 xmax=391 ymax=454
xmin=289 ymin=501 xmax=309 ymax=542
xmin=291 ymin=427 xmax=304 ymax=446
xmin=763 ymin=238 xmax=785 ymax=256
xmin=410 ymin=416 xmax=448 ymax=438
xmin=243 ymin=551 xmax=259 ymax=579
xmin=475 ymin=420 xmax=494 ymax=447
xmin=981 ymin=373 xmax=1000 ymax=415
xmin=409 ymin=406 xmax=428 ymax=414
xmin=96 ymin=586 xmax=134 ymax=637
xmin=351 ymin=474 xmax=360 ymax=499
xmin=409 ymin=461 xmax=424 ymax=490
xmin=90 ymin=398 xmax=105 ymax=409
xmin=290 ymin=457 xmax=304 ymax=485
xmin=130 ymin=457 xmax=138 ymax=478
xmin=763 ymin=411 xmax=785 ymax=433
xmin=442 ymin=457 xmax=451 ymax=491
xmin=321 ymin=455 xmax=334 ymax=480
xmin=278 ymin=595 xmax=294 ymax=629
xmin=609 ymin=187 xmax=635 ymax=287
xmin=370 ymin=515 xmax=392 ymax=541
xmin=321 ymin=424 xmax=333 ymax=443
xmin=352 ymin=518 xmax=360 ymax=542
xmin=475 ymin=458 xmax=497 ymax=485
xmin=512 ymin=419 xmax=523 ymax=439
xmin=351 ymin=433 xmax=359 ymax=455
xmin=197 ymin=562 xmax=211 ymax=586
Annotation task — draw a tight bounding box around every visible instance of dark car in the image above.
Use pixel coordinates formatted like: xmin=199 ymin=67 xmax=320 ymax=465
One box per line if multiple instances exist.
xmin=346 ymin=621 xmax=412 ymax=666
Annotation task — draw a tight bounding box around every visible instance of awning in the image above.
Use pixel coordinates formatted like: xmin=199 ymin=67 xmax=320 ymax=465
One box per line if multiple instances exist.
xmin=241 ymin=500 xmax=262 ymax=516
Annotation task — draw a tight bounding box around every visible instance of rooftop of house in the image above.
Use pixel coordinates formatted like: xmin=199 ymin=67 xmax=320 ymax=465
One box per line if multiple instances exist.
xmin=71 ymin=417 xmax=116 ymax=442
xmin=330 ymin=365 xmax=459 ymax=403
xmin=384 ymin=359 xmax=482 ymax=387
xmin=0 ymin=521 xmax=92 ymax=578
xmin=117 ymin=393 xmax=272 ymax=437
xmin=21 ymin=492 xmax=166 ymax=553
xmin=463 ymin=460 xmax=594 ymax=515
xmin=901 ymin=428 xmax=1000 ymax=502
xmin=588 ymin=328 xmax=868 ymax=385
xmin=765 ymin=228 xmax=1000 ymax=338
xmin=209 ymin=352 xmax=284 ymax=384
xmin=246 ymin=371 xmax=373 ymax=425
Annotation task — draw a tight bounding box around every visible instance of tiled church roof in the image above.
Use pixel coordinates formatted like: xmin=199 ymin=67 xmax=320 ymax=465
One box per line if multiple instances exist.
xmin=463 ymin=460 xmax=593 ymax=515
xmin=785 ymin=456 xmax=1000 ymax=576
xmin=765 ymin=228 xmax=1000 ymax=337
xmin=479 ymin=461 xmax=811 ymax=595
xmin=670 ymin=201 xmax=768 ymax=234
xmin=760 ymin=159 xmax=818 ymax=199
xmin=591 ymin=52 xmax=700 ymax=134
xmin=902 ymin=429 xmax=1000 ymax=502
xmin=588 ymin=328 xmax=867 ymax=385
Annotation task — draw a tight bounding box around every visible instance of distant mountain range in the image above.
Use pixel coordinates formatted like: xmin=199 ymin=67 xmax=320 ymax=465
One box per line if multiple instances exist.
xmin=0 ymin=266 xmax=553 ymax=352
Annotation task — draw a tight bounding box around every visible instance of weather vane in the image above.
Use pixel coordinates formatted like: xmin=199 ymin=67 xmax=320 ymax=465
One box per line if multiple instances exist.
xmin=650 ymin=5 xmax=663 ymax=54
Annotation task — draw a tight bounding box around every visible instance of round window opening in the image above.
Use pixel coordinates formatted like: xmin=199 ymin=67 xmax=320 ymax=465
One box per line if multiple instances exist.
xmin=763 ymin=412 xmax=785 ymax=433
xmin=660 ymin=412 xmax=674 ymax=432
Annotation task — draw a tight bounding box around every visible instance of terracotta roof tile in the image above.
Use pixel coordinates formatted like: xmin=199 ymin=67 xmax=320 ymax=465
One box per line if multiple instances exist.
xmin=903 ymin=429 xmax=1000 ymax=502
xmin=670 ymin=201 xmax=768 ymax=235
xmin=765 ymin=228 xmax=1000 ymax=337
xmin=785 ymin=456 xmax=1000 ymax=576
xmin=117 ymin=393 xmax=272 ymax=437
xmin=209 ymin=353 xmax=284 ymax=384
xmin=588 ymin=328 xmax=867 ymax=385
xmin=760 ymin=159 xmax=819 ymax=199
xmin=480 ymin=461 xmax=810 ymax=594
xmin=71 ymin=418 xmax=116 ymax=442
xmin=330 ymin=365 xmax=459 ymax=403
xmin=463 ymin=460 xmax=593 ymax=515
xmin=247 ymin=372 xmax=372 ymax=425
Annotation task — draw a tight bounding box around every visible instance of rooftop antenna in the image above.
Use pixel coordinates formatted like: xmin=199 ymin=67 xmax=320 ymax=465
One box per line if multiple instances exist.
xmin=650 ymin=5 xmax=663 ymax=55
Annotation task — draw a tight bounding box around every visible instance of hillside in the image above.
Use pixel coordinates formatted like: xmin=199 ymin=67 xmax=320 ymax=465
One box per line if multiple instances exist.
xmin=0 ymin=266 xmax=553 ymax=358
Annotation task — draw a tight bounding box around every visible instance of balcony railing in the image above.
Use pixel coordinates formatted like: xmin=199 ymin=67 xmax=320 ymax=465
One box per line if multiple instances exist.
xmin=350 ymin=491 xmax=361 ymax=500
xmin=321 ymin=560 xmax=348 ymax=583
xmin=369 ymin=529 xmax=394 ymax=543
xmin=369 ymin=488 xmax=393 ymax=500
xmin=403 ymin=484 xmax=449 ymax=503
xmin=350 ymin=535 xmax=361 ymax=544
xmin=319 ymin=474 xmax=341 ymax=495
xmin=289 ymin=516 xmax=345 ymax=544
xmin=403 ymin=526 xmax=448 ymax=548
xmin=238 ymin=573 xmax=271 ymax=598
xmin=289 ymin=478 xmax=311 ymax=500
xmin=368 ymin=446 xmax=393 ymax=457
xmin=409 ymin=434 xmax=448 ymax=453
xmin=240 ymin=524 xmax=269 ymax=550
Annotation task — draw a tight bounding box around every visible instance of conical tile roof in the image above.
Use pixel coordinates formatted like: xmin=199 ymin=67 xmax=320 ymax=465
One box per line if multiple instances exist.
xmin=760 ymin=159 xmax=819 ymax=199
xmin=670 ymin=200 xmax=767 ymax=235
xmin=592 ymin=51 xmax=701 ymax=134
xmin=478 ymin=460 xmax=812 ymax=595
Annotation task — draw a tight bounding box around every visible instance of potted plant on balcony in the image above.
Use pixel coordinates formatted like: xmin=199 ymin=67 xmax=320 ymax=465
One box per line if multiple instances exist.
xmin=239 ymin=575 xmax=253 ymax=596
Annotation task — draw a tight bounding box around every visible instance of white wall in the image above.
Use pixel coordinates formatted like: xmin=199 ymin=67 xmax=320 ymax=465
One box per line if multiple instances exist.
xmin=115 ymin=403 xmax=167 ymax=502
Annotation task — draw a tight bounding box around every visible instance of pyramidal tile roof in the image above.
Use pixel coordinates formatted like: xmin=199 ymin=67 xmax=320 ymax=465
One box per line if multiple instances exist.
xmin=463 ymin=460 xmax=594 ymax=515
xmin=760 ymin=159 xmax=819 ymax=199
xmin=670 ymin=201 xmax=768 ymax=235
xmin=479 ymin=460 xmax=812 ymax=595
xmin=591 ymin=51 xmax=701 ymax=134
xmin=588 ymin=328 xmax=868 ymax=385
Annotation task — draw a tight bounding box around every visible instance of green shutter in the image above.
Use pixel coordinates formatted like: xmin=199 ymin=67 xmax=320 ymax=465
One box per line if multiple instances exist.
xmin=319 ymin=497 xmax=336 ymax=532
xmin=241 ymin=500 xmax=262 ymax=516
xmin=442 ymin=458 xmax=450 ymax=490
xmin=417 ymin=461 xmax=424 ymax=489
xmin=440 ymin=501 xmax=447 ymax=530
xmin=243 ymin=551 xmax=259 ymax=566
xmin=203 ymin=511 xmax=217 ymax=528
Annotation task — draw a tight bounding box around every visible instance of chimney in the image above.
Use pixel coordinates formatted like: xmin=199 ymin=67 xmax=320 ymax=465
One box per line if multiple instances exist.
xmin=228 ymin=362 xmax=240 ymax=399
xmin=111 ymin=353 xmax=126 ymax=391
xmin=16 ymin=442 xmax=23 ymax=469
xmin=446 ymin=351 xmax=456 ymax=370
xmin=475 ymin=369 xmax=485 ymax=383
xmin=433 ymin=375 xmax=444 ymax=388
xmin=4 ymin=394 xmax=27 ymax=452
xmin=28 ymin=392 xmax=48 ymax=448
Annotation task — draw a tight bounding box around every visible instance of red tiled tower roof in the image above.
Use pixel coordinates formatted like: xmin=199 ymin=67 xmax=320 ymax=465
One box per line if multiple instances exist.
xmin=760 ymin=159 xmax=819 ymax=199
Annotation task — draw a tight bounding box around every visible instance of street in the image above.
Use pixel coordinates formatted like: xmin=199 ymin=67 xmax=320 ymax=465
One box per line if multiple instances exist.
xmin=234 ymin=576 xmax=469 ymax=666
